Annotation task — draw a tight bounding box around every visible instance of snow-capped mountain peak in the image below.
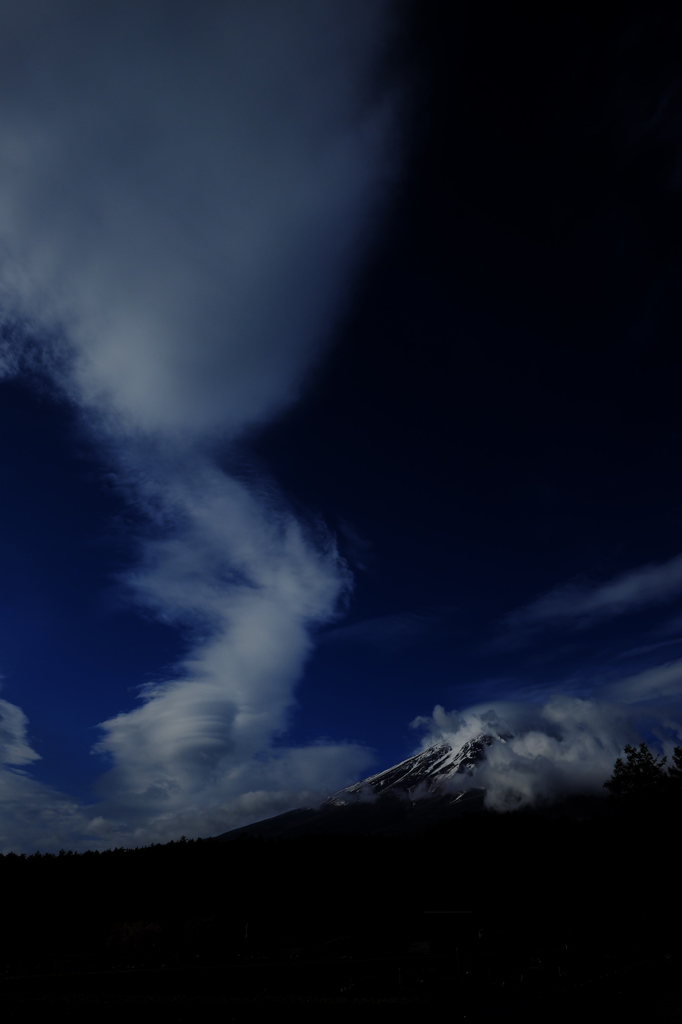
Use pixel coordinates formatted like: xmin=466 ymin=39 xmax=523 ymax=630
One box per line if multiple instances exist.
xmin=330 ymin=732 xmax=510 ymax=805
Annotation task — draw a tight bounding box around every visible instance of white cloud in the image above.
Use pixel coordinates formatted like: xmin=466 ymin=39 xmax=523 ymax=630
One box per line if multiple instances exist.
xmin=0 ymin=1 xmax=398 ymax=850
xmin=505 ymin=552 xmax=682 ymax=631
xmin=0 ymin=1 xmax=398 ymax=440
xmin=412 ymin=691 xmax=681 ymax=812
xmin=0 ymin=767 xmax=90 ymax=855
xmin=0 ymin=693 xmax=90 ymax=854
xmin=0 ymin=696 xmax=40 ymax=767
xmin=84 ymin=740 xmax=374 ymax=847
xmin=92 ymin=457 xmax=358 ymax=820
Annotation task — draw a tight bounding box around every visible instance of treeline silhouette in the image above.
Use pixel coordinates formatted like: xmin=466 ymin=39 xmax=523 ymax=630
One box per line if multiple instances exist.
xmin=1 ymin=754 xmax=680 ymax=1019
xmin=604 ymin=741 xmax=682 ymax=804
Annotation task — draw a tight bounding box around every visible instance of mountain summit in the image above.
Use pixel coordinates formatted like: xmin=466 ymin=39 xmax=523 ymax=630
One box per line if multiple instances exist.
xmin=330 ymin=734 xmax=507 ymax=805
xmin=215 ymin=734 xmax=509 ymax=841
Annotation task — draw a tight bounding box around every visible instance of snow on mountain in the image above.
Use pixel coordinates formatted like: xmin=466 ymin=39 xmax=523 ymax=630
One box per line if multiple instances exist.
xmin=213 ymin=728 xmax=605 ymax=841
xmin=329 ymin=733 xmax=511 ymax=805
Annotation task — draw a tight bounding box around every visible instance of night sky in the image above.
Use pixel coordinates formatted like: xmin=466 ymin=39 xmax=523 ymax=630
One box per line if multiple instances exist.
xmin=1 ymin=1 xmax=682 ymax=851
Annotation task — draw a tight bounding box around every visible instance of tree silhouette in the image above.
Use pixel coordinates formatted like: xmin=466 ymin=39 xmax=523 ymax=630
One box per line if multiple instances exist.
xmin=668 ymin=746 xmax=682 ymax=791
xmin=604 ymin=743 xmax=668 ymax=801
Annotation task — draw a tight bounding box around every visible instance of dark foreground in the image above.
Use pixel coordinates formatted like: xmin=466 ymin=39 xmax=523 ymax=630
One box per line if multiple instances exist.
xmin=2 ymin=805 xmax=680 ymax=1021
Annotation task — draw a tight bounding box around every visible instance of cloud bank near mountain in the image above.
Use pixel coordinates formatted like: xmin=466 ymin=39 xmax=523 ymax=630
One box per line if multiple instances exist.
xmin=413 ymin=685 xmax=682 ymax=811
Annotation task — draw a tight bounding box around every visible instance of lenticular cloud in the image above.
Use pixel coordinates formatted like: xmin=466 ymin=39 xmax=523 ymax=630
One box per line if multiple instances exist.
xmin=0 ymin=0 xmax=397 ymax=849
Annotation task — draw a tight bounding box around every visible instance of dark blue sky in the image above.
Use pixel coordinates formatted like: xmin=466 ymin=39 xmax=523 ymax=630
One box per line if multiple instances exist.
xmin=257 ymin=2 xmax=682 ymax=766
xmin=1 ymin=1 xmax=681 ymax=849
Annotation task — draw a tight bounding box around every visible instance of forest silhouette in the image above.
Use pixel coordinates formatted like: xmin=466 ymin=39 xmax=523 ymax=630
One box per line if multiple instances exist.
xmin=1 ymin=748 xmax=679 ymax=1020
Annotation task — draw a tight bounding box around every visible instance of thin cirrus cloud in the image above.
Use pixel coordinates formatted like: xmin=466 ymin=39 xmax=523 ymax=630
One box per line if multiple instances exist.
xmin=321 ymin=608 xmax=455 ymax=653
xmin=504 ymin=551 xmax=682 ymax=633
xmin=0 ymin=1 xmax=398 ymax=850
xmin=603 ymin=656 xmax=682 ymax=704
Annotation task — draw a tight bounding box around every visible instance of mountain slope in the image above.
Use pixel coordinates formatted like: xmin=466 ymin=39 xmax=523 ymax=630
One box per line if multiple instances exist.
xmin=214 ymin=735 xmax=502 ymax=841
xmin=332 ymin=734 xmax=506 ymax=803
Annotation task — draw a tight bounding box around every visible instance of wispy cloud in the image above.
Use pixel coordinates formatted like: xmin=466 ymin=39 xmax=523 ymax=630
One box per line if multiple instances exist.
xmin=603 ymin=656 xmax=682 ymax=703
xmin=504 ymin=552 xmax=682 ymax=632
xmin=0 ymin=697 xmax=40 ymax=768
xmin=0 ymin=1 xmax=399 ymax=849
xmin=614 ymin=637 xmax=682 ymax=661
xmin=0 ymin=695 xmax=89 ymax=853
xmin=322 ymin=607 xmax=454 ymax=652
